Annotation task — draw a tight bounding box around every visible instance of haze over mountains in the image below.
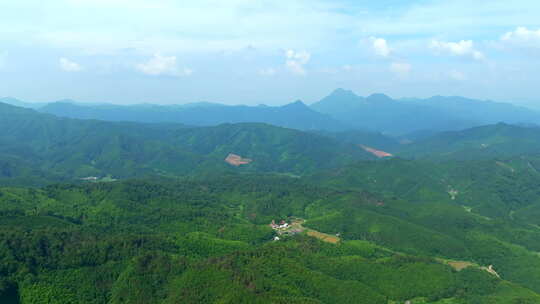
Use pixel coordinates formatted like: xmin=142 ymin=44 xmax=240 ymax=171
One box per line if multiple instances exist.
xmin=312 ymin=89 xmax=540 ymax=134
xmin=4 ymin=89 xmax=540 ymax=135
xmin=37 ymin=99 xmax=347 ymax=132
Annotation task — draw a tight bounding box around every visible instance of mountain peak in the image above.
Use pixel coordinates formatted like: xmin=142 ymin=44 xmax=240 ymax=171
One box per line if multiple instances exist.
xmin=329 ymin=88 xmax=358 ymax=99
xmin=318 ymin=88 xmax=361 ymax=103
xmin=367 ymin=93 xmax=393 ymax=103
xmin=282 ymin=100 xmax=309 ymax=109
xmin=311 ymin=89 xmax=364 ymax=112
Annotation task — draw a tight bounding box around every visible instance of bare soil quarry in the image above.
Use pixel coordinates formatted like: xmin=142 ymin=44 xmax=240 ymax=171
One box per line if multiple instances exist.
xmin=225 ymin=153 xmax=253 ymax=166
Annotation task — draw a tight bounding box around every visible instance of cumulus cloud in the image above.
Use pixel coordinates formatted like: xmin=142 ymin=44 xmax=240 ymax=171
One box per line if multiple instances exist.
xmin=285 ymin=50 xmax=310 ymax=75
xmin=370 ymin=37 xmax=391 ymax=57
xmin=59 ymin=57 xmax=83 ymax=72
xmin=501 ymin=27 xmax=540 ymax=48
xmin=136 ymin=54 xmax=192 ymax=76
xmin=390 ymin=62 xmax=411 ymax=77
xmin=259 ymin=68 xmax=276 ymax=76
xmin=430 ymin=40 xmax=485 ymax=61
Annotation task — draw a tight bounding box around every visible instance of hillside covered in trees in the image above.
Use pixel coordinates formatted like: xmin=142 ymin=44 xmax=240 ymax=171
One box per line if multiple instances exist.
xmin=1 ymin=174 xmax=540 ymax=303
xmin=4 ymin=0 xmax=540 ymax=300
xmin=0 ymin=102 xmax=373 ymax=186
xmin=3 ymin=102 xmax=540 ymax=303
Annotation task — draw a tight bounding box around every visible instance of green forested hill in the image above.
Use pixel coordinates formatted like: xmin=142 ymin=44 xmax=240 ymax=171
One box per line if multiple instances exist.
xmin=314 ymin=122 xmax=540 ymax=161
xmin=396 ymin=123 xmax=540 ymax=160
xmin=1 ymin=176 xmax=540 ymax=303
xmin=312 ymin=129 xmax=401 ymax=153
xmin=310 ymin=157 xmax=540 ymax=291
xmin=4 ymin=102 xmax=540 ymax=303
xmin=311 ymin=157 xmax=540 ymax=216
xmin=0 ymin=103 xmax=372 ymax=185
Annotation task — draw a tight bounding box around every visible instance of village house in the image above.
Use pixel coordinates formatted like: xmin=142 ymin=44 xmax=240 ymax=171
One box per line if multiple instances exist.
xmin=270 ymin=219 xmax=289 ymax=230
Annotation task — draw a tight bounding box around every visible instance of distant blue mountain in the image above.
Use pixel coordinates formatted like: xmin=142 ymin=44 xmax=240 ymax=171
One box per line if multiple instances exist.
xmin=311 ymin=89 xmax=540 ymax=134
xmin=38 ymin=99 xmax=348 ymax=131
xmin=0 ymin=97 xmax=46 ymax=109
xmin=10 ymin=89 xmax=540 ymax=134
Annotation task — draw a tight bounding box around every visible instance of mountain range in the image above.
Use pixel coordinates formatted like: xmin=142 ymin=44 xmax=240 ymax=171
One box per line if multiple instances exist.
xmin=312 ymin=89 xmax=540 ymax=134
xmin=4 ymin=89 xmax=540 ymax=135
xmin=3 ymin=99 xmax=540 ymax=302
xmin=0 ymin=102 xmax=373 ymax=185
xmin=37 ymin=99 xmax=348 ymax=131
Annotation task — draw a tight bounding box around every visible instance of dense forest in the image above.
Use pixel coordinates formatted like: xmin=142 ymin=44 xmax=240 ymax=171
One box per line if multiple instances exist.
xmin=1 ymin=175 xmax=540 ymax=303
xmin=2 ymin=102 xmax=540 ymax=303
xmin=0 ymin=102 xmax=373 ymax=186
xmin=4 ymin=0 xmax=540 ymax=299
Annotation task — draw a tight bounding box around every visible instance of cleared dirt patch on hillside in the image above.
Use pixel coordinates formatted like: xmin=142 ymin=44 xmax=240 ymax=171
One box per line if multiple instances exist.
xmin=225 ymin=154 xmax=253 ymax=166
xmin=436 ymin=258 xmax=499 ymax=278
xmin=307 ymin=230 xmax=340 ymax=244
xmin=447 ymin=261 xmax=474 ymax=271
xmin=280 ymin=218 xmax=341 ymax=244
xmin=436 ymin=258 xmax=474 ymax=271
xmin=496 ymin=161 xmax=515 ymax=173
xmin=359 ymin=145 xmax=393 ymax=158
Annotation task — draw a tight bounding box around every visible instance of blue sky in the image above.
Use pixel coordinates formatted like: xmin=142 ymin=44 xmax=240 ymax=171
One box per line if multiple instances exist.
xmin=0 ymin=0 xmax=539 ymax=105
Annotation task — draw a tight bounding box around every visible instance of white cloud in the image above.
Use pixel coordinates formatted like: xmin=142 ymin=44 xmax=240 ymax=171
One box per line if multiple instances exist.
xmin=285 ymin=50 xmax=311 ymax=75
xmin=3 ymin=0 xmax=540 ymax=56
xmin=370 ymin=37 xmax=391 ymax=57
xmin=259 ymin=67 xmax=276 ymax=76
xmin=501 ymin=27 xmax=540 ymax=48
xmin=11 ymin=1 xmax=358 ymax=54
xmin=360 ymin=1 xmax=540 ymax=37
xmin=449 ymin=70 xmax=467 ymax=81
xmin=136 ymin=53 xmax=192 ymax=76
xmin=59 ymin=57 xmax=83 ymax=72
xmin=430 ymin=40 xmax=485 ymax=61
xmin=390 ymin=62 xmax=411 ymax=77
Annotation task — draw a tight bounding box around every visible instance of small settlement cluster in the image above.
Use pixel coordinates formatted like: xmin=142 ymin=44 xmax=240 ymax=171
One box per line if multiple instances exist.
xmin=269 ymin=219 xmax=303 ymax=241
xmin=270 ymin=219 xmax=289 ymax=230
